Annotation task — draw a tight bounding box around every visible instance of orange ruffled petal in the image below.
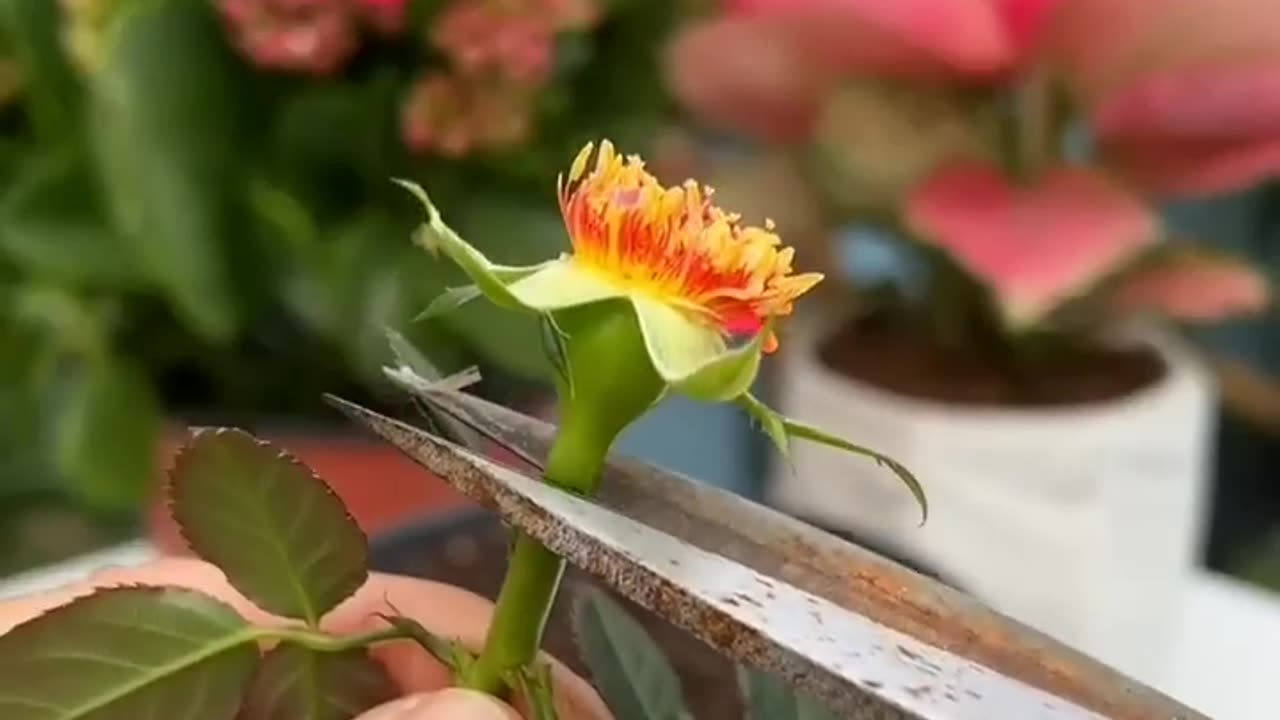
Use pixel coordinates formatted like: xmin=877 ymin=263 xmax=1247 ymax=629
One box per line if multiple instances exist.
xmin=557 ymin=140 xmax=822 ymax=352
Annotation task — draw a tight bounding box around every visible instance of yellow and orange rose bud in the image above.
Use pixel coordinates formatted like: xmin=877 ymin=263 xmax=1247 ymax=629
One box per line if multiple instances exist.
xmin=402 ymin=140 xmax=924 ymax=513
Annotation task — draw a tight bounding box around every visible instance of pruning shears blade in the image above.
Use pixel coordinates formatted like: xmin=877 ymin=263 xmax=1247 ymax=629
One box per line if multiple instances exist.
xmin=330 ymin=371 xmax=1204 ymax=720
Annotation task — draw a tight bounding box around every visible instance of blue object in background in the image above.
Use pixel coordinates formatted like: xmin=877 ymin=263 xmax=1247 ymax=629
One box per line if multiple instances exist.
xmin=614 ymin=383 xmax=768 ymax=498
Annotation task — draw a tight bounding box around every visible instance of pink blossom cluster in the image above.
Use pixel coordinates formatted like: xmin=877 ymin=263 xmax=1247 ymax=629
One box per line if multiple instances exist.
xmin=218 ymin=0 xmax=406 ymax=75
xmin=401 ymin=0 xmax=599 ymax=157
xmin=400 ymin=74 xmax=536 ymax=157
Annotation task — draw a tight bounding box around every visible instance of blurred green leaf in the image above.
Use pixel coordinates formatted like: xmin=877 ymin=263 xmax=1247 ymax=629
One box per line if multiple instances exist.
xmin=0 ymin=586 xmax=260 ymax=720
xmin=322 ymin=213 xmax=422 ymax=377
xmin=0 ymin=0 xmax=82 ymax=141
xmin=0 ymin=150 xmax=138 ymax=286
xmin=89 ymin=0 xmax=239 ymax=340
xmin=571 ymin=588 xmax=692 ymax=720
xmin=55 ymin=357 xmax=159 ymax=514
xmin=240 ymin=646 xmax=396 ymax=720
xmin=271 ymin=77 xmax=399 ymax=204
xmin=168 ymin=429 xmax=368 ymax=625
xmin=737 ymin=667 xmax=838 ymax=720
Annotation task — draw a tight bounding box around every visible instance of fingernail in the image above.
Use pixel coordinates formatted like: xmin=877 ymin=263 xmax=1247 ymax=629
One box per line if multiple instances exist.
xmin=356 ymin=689 xmax=512 ymax=720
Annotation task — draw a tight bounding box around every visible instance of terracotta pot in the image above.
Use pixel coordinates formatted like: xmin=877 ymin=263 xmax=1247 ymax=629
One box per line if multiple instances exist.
xmin=768 ymin=319 xmax=1215 ymax=685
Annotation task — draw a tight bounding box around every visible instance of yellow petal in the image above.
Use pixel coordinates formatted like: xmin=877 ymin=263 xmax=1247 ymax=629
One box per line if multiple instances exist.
xmin=507 ymin=260 xmax=626 ymax=311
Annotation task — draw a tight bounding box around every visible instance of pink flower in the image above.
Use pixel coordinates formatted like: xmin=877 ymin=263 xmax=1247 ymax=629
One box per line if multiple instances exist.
xmin=354 ymin=0 xmax=407 ymax=35
xmin=401 ymin=72 xmax=535 ymax=157
xmin=432 ymin=1 xmax=557 ymax=85
xmin=218 ymin=0 xmax=357 ymax=75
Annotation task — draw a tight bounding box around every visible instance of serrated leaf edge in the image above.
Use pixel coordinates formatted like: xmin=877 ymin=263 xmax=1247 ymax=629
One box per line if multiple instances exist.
xmin=0 ymin=585 xmax=262 ymax=718
xmin=164 ymin=427 xmax=369 ymax=624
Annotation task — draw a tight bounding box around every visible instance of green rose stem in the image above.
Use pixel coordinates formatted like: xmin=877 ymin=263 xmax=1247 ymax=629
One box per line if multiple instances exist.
xmin=461 ymin=302 xmax=665 ymax=695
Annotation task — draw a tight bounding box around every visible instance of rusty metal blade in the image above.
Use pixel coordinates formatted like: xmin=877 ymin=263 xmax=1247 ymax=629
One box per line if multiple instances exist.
xmin=331 ymin=387 xmax=1204 ymax=720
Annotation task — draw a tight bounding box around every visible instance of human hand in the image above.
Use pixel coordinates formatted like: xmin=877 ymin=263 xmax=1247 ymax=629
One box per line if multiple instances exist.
xmin=0 ymin=557 xmax=612 ymax=720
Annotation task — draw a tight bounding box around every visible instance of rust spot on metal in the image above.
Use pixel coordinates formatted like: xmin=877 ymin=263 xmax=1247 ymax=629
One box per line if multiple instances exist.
xmin=904 ymin=685 xmax=933 ymax=700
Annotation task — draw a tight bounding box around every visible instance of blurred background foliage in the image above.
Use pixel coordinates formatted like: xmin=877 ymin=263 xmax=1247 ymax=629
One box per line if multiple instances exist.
xmin=0 ymin=0 xmax=683 ymax=569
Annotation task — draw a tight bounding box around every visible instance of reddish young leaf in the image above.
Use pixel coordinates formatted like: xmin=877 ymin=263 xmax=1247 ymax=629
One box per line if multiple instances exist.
xmin=1102 ymin=136 xmax=1280 ymax=198
xmin=1046 ymin=0 xmax=1280 ymax=194
xmin=725 ymin=0 xmax=1013 ymax=78
xmin=1106 ymin=250 xmax=1270 ymax=322
xmin=1092 ymin=64 xmax=1280 ymax=142
xmin=906 ymin=162 xmax=1157 ymax=324
xmin=168 ymin=428 xmax=368 ymax=625
xmin=664 ymin=18 xmax=835 ymax=141
xmin=1046 ymin=0 xmax=1279 ymax=100
xmin=991 ymin=0 xmax=1063 ymax=58
xmin=0 ymin=586 xmax=259 ymax=720
xmin=239 ymin=646 xmax=396 ymax=720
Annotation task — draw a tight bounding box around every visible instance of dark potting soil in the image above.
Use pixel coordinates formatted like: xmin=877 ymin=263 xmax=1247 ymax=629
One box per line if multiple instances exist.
xmin=370 ymin=510 xmax=745 ymax=719
xmin=820 ymin=314 xmax=1168 ymax=408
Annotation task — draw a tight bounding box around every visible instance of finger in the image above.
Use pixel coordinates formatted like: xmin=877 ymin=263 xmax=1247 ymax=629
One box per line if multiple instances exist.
xmin=355 ymin=689 xmax=518 ymax=720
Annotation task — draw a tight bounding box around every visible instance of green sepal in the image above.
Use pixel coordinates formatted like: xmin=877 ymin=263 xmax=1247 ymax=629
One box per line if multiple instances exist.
xmin=670 ymin=316 xmax=770 ymax=402
xmin=738 ymin=393 xmax=928 ymax=522
xmin=415 ymin=284 xmax=482 ymax=321
xmin=396 ymin=179 xmax=551 ymax=312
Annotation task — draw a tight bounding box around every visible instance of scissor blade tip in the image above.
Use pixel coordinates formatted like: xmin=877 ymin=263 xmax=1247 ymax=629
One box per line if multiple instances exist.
xmin=324 ymin=394 xmax=399 ymax=435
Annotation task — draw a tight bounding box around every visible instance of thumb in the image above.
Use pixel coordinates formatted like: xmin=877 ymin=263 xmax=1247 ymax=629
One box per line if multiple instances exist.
xmin=356 ymin=688 xmax=520 ymax=720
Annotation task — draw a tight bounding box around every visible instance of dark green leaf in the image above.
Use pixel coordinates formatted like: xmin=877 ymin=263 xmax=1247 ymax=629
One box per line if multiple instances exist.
xmin=168 ymin=429 xmax=368 ymax=625
xmin=0 ymin=150 xmax=139 ymax=286
xmin=239 ymin=646 xmax=395 ymax=720
xmin=571 ymin=588 xmax=691 ymax=720
xmin=89 ymin=0 xmax=239 ymax=340
xmin=55 ymin=358 xmax=159 ymax=514
xmin=737 ymin=667 xmax=838 ymax=720
xmin=0 ymin=0 xmax=81 ymax=141
xmin=0 ymin=586 xmax=260 ymax=720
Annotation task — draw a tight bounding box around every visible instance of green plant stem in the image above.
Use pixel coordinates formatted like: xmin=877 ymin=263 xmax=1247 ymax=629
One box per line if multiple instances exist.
xmin=262 ymin=625 xmax=411 ymax=653
xmin=1013 ymin=68 xmax=1053 ymax=181
xmin=460 ymin=410 xmax=612 ymax=695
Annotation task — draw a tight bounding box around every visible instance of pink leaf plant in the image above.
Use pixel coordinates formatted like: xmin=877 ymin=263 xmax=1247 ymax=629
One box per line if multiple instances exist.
xmin=666 ymin=0 xmax=1274 ymax=342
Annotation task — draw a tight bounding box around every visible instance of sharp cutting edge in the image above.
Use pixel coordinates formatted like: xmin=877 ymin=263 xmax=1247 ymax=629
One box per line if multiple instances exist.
xmin=326 ymin=369 xmax=1205 ymax=720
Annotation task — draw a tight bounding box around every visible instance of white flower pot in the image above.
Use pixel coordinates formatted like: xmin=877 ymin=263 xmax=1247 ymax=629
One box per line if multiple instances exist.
xmin=768 ymin=322 xmax=1216 ymax=683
